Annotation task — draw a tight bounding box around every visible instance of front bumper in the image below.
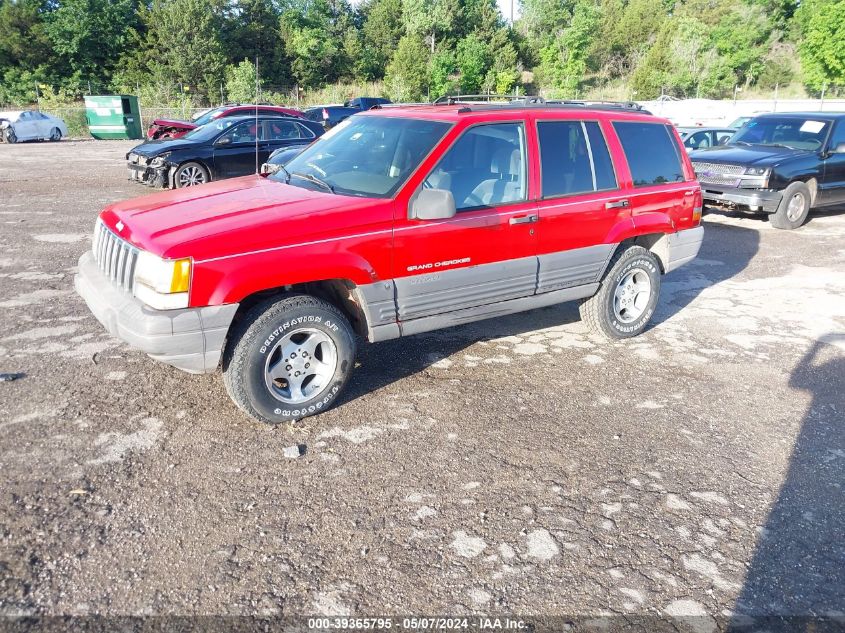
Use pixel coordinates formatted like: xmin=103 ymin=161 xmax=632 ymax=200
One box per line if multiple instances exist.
xmin=74 ymin=251 xmax=238 ymax=373
xmin=699 ymin=185 xmax=782 ymax=213
xmin=127 ymin=162 xmax=169 ymax=188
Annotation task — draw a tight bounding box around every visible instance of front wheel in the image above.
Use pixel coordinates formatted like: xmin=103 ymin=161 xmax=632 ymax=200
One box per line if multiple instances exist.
xmin=770 ymin=181 xmax=811 ymax=230
xmin=579 ymin=245 xmax=661 ymax=339
xmin=222 ymin=295 xmax=357 ymax=424
xmin=174 ymin=161 xmax=209 ymax=188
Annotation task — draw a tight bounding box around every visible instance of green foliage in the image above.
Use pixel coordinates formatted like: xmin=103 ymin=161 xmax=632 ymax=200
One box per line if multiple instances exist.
xmin=795 ymin=0 xmax=845 ymax=92
xmin=0 ymin=0 xmax=53 ymax=70
xmin=428 ymin=49 xmax=457 ymax=98
xmin=536 ymin=0 xmax=599 ymax=97
xmin=45 ymin=0 xmax=137 ymax=85
xmin=225 ymin=59 xmax=257 ymax=103
xmin=223 ymin=0 xmax=289 ymax=85
xmin=0 ymin=0 xmax=823 ymax=107
xmin=402 ymin=0 xmax=460 ymax=51
xmin=384 ymin=34 xmax=429 ymax=101
xmin=358 ymin=0 xmax=405 ymax=79
xmin=281 ymin=0 xmax=356 ymax=88
xmin=456 ymin=34 xmax=488 ymax=93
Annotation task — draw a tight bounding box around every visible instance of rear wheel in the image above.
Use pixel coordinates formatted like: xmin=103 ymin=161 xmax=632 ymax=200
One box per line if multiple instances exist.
xmin=770 ymin=181 xmax=811 ymax=230
xmin=580 ymin=245 xmax=661 ymax=339
xmin=222 ymin=294 xmax=357 ymax=424
xmin=4 ymin=128 xmax=17 ymax=143
xmin=174 ymin=161 xmax=209 ymax=188
xmin=49 ymin=127 xmax=61 ymax=142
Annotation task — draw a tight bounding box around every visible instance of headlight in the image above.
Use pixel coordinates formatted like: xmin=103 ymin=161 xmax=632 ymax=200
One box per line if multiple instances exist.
xmin=150 ymin=153 xmax=170 ymax=168
xmin=744 ymin=167 xmax=769 ymax=176
xmin=133 ymin=251 xmax=191 ymax=310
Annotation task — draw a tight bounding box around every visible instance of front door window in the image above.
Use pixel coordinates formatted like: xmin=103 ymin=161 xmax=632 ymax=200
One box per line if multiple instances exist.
xmin=423 ymin=123 xmax=527 ymax=210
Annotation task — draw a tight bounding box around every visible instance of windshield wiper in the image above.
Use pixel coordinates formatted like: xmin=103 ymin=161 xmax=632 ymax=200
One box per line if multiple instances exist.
xmin=761 ymin=143 xmax=797 ymax=150
xmin=290 ymin=172 xmax=334 ymax=193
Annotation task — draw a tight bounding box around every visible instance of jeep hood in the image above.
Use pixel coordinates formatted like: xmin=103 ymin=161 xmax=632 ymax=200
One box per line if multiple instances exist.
xmin=99 ymin=176 xmax=382 ymax=261
xmin=690 ymin=143 xmax=807 ymax=167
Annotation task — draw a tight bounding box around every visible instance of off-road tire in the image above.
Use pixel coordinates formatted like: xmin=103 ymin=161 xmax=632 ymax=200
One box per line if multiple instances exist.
xmin=579 ymin=245 xmax=661 ymax=340
xmin=222 ymin=294 xmax=357 ymax=424
xmin=770 ymin=181 xmax=811 ymax=230
xmin=49 ymin=127 xmax=61 ymax=141
xmin=173 ymin=161 xmax=210 ymax=188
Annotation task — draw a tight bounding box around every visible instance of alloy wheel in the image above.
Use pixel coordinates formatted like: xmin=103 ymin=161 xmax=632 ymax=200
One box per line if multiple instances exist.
xmin=613 ymin=268 xmax=652 ymax=323
xmin=263 ymin=328 xmax=338 ymax=404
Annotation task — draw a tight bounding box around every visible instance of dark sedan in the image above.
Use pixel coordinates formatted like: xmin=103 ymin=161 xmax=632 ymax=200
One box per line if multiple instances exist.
xmin=127 ymin=116 xmax=324 ymax=188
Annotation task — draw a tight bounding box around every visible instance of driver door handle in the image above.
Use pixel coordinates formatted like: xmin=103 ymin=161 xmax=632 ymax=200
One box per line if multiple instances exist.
xmin=605 ymin=199 xmax=630 ymax=209
xmin=509 ymin=214 xmax=538 ymax=225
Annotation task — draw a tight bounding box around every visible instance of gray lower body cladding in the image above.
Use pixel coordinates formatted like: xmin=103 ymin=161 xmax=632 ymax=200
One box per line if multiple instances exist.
xmin=394 ymin=256 xmax=539 ymax=321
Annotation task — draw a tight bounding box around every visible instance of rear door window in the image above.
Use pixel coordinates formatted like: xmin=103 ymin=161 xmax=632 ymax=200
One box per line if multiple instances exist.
xmin=537 ymin=120 xmax=617 ymax=198
xmin=613 ymin=121 xmax=685 ymax=186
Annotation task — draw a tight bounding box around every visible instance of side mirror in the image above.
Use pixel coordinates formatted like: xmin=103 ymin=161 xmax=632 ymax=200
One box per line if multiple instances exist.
xmin=215 ymin=136 xmax=232 ymax=146
xmin=409 ymin=188 xmax=456 ymax=220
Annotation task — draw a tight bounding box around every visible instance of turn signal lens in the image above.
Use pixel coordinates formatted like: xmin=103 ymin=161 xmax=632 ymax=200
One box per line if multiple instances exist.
xmin=170 ymin=258 xmax=191 ymax=293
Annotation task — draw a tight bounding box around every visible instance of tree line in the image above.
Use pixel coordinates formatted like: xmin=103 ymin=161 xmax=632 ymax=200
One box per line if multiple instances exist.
xmin=0 ymin=0 xmax=842 ymax=107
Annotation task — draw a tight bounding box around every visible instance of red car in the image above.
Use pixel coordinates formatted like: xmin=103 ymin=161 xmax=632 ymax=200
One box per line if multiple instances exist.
xmin=76 ymin=102 xmax=703 ymax=423
xmin=146 ymin=104 xmax=304 ymax=140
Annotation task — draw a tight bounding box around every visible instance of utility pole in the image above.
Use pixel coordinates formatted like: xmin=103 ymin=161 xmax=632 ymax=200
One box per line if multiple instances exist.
xmin=820 ymin=82 xmax=827 ymax=111
xmin=255 ymin=56 xmax=260 ymax=176
xmin=773 ymin=83 xmax=778 ymax=112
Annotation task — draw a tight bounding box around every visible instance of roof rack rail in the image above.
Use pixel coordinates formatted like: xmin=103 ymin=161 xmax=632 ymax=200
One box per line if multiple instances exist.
xmin=432 ymin=94 xmax=530 ymax=105
xmin=431 ymin=94 xmax=650 ymax=114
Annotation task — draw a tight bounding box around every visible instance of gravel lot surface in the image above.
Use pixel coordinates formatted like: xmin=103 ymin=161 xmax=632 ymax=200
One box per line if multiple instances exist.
xmin=1 ymin=140 xmax=843 ymax=626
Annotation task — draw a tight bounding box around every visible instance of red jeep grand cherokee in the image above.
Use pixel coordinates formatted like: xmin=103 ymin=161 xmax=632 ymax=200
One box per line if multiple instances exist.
xmin=75 ymin=103 xmax=704 ymax=423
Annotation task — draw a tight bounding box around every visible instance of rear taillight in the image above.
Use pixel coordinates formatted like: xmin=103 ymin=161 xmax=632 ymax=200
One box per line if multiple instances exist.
xmin=693 ymin=189 xmax=703 ymax=224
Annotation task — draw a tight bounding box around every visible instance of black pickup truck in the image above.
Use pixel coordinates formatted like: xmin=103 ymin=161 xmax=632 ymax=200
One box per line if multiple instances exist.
xmin=690 ymin=112 xmax=845 ymax=229
xmin=304 ymin=97 xmax=391 ymax=128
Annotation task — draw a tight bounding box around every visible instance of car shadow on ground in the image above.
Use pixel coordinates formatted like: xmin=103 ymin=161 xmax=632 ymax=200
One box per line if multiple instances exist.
xmin=342 ymin=220 xmax=761 ymax=405
xmin=651 ymin=217 xmax=760 ymax=327
xmin=729 ymin=335 xmax=845 ymax=631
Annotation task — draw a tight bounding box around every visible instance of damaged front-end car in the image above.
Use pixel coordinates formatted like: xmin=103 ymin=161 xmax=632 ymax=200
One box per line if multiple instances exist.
xmin=0 ymin=118 xmax=14 ymax=143
xmin=127 ymin=151 xmax=171 ymax=188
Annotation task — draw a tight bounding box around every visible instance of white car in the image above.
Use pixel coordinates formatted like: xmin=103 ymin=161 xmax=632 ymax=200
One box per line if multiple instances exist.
xmin=0 ymin=110 xmax=68 ymax=143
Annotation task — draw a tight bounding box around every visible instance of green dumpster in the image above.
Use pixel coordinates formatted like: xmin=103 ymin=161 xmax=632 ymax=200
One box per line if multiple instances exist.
xmin=84 ymin=95 xmax=143 ymax=140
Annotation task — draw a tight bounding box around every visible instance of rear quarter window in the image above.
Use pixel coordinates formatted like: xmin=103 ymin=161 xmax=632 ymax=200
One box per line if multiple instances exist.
xmin=613 ymin=121 xmax=685 ymax=187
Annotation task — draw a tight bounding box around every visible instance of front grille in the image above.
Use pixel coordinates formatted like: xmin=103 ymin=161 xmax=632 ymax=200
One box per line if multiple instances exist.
xmin=92 ymin=220 xmax=138 ymax=292
xmin=691 ymin=161 xmax=746 ymax=187
xmin=691 ymin=161 xmax=745 ymax=175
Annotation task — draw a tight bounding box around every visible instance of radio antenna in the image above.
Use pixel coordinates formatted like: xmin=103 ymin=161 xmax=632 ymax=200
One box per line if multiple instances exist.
xmin=255 ymin=55 xmax=260 ymax=175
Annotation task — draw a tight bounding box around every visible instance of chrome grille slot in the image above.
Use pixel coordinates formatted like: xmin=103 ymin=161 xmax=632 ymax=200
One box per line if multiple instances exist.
xmin=691 ymin=161 xmax=746 ymax=186
xmin=92 ymin=221 xmax=138 ymax=293
xmin=691 ymin=162 xmax=745 ymax=175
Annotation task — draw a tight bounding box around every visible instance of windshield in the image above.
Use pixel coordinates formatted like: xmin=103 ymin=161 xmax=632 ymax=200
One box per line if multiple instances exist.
xmin=731 ymin=117 xmax=831 ymax=150
xmin=191 ymin=107 xmax=225 ymax=127
xmin=182 ymin=118 xmax=238 ymax=141
xmin=273 ymin=116 xmax=452 ymax=197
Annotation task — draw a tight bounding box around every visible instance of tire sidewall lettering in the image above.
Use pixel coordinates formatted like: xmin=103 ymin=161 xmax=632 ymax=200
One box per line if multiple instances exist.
xmin=260 ymin=315 xmax=329 ymax=354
